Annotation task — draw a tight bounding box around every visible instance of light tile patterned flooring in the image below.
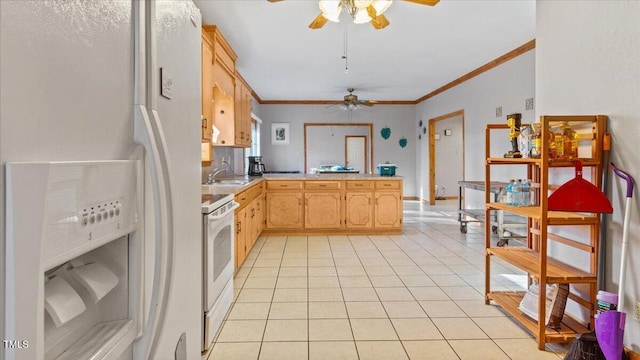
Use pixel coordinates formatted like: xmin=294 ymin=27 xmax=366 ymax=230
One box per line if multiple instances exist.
xmin=208 ymin=200 xmax=568 ymax=360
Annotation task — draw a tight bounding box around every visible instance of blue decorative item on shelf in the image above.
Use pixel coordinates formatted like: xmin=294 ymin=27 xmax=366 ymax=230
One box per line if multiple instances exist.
xmin=380 ymin=126 xmax=391 ymax=140
xmin=399 ymin=137 xmax=407 ymax=148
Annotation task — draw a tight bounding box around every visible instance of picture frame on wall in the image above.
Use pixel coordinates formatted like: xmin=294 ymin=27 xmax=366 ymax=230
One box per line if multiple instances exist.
xmin=272 ymin=122 xmax=290 ymax=145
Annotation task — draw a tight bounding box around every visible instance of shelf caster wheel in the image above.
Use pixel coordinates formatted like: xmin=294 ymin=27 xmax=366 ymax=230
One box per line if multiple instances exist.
xmin=491 ymin=225 xmax=498 ymax=234
xmin=497 ymin=239 xmax=508 ymax=247
xmin=460 ymin=224 xmax=467 ymax=234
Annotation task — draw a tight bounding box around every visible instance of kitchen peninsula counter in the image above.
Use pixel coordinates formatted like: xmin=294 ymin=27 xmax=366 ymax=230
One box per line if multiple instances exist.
xmin=202 ymin=173 xmax=403 ymax=195
xmin=203 ymin=174 xmax=403 ymax=239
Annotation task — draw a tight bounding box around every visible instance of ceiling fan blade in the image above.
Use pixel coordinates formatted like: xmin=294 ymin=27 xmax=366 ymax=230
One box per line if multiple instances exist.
xmin=366 ymin=6 xmax=390 ymax=30
xmin=361 ymin=100 xmax=377 ymax=106
xmin=370 ymin=14 xmax=390 ymax=30
xmin=267 ymin=0 xmax=285 ymax=2
xmin=308 ymin=13 xmax=328 ymax=29
xmin=402 ymin=0 xmax=440 ymax=6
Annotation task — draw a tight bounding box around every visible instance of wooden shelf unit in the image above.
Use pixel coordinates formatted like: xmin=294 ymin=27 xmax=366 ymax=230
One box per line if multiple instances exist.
xmin=484 ymin=115 xmax=607 ymax=350
xmin=488 ymin=292 xmax=591 ymax=344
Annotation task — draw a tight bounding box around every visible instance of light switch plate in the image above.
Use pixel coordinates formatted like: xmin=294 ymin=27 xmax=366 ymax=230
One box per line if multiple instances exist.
xmin=496 ymin=106 xmax=503 ymax=117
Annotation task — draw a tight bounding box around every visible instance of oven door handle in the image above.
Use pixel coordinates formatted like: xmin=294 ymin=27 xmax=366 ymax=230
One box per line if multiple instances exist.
xmin=207 ymin=202 xmax=240 ymax=221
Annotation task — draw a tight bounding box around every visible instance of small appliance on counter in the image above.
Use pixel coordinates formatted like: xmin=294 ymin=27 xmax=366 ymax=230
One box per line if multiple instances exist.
xmin=378 ymin=163 xmax=398 ymax=176
xmin=248 ymin=156 xmax=265 ymax=176
xmin=314 ymin=165 xmax=359 ymax=174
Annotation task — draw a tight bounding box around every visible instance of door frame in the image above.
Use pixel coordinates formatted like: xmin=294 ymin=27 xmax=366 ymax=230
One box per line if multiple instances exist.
xmin=428 ymin=109 xmax=465 ymax=205
xmin=345 ymin=135 xmax=367 ymax=173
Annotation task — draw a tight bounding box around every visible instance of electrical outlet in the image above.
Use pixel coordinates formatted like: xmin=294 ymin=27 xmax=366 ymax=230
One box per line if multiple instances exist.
xmin=496 ymin=106 xmax=503 ymax=117
xmin=634 ymin=301 xmax=640 ymax=322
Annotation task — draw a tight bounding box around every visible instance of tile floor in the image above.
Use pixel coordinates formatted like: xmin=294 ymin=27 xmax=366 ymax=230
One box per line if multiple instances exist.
xmin=208 ymin=200 xmax=568 ymax=360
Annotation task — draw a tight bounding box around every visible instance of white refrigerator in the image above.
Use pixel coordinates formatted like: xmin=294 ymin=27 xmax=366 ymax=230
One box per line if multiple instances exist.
xmin=1 ymin=1 xmax=202 ymax=359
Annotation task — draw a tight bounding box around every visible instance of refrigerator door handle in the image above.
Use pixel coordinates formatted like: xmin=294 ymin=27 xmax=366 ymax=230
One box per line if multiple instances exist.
xmin=133 ymin=2 xmax=175 ymax=359
xmin=133 ymin=104 xmax=175 ymax=360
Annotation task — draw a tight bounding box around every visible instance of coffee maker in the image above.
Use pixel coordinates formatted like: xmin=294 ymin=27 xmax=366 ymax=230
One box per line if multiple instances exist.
xmin=248 ymin=156 xmax=265 ymax=176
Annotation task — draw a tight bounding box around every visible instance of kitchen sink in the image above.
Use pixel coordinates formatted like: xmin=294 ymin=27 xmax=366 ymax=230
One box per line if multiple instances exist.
xmin=209 ymin=179 xmax=250 ymax=185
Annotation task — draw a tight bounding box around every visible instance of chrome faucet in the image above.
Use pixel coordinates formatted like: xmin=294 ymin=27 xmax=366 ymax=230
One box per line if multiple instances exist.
xmin=207 ymin=161 xmax=235 ymax=184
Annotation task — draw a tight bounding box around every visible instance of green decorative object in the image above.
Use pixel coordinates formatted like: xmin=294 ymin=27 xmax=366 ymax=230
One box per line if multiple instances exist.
xmin=380 ymin=126 xmax=391 ymax=140
xmin=399 ymin=137 xmax=407 ymax=148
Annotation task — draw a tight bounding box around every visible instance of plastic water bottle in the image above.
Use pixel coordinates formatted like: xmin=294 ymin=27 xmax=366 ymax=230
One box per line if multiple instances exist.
xmin=513 ymin=179 xmax=523 ymax=206
xmin=506 ymin=179 xmax=515 ymax=205
xmin=522 ymin=179 xmax=530 ymax=207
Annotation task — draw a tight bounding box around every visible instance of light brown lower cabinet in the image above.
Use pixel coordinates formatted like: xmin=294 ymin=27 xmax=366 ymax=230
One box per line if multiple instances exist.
xmin=305 ymin=192 xmax=342 ymax=229
xmin=265 ymin=192 xmax=304 ymax=229
xmin=235 ymin=206 xmax=248 ymax=269
xmin=345 ymin=192 xmax=374 ymax=228
xmin=264 ymin=179 xmax=402 ymax=233
xmin=235 ymin=183 xmax=265 ymax=269
xmin=374 ymin=191 xmax=403 ymax=228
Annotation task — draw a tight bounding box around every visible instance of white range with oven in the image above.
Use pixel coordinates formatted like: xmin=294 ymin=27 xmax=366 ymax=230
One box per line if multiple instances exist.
xmin=201 ymin=193 xmax=238 ymax=353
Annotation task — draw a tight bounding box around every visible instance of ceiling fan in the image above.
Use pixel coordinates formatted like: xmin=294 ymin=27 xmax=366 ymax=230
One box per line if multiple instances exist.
xmin=268 ymin=0 xmax=440 ymax=30
xmin=340 ymin=88 xmax=377 ymax=110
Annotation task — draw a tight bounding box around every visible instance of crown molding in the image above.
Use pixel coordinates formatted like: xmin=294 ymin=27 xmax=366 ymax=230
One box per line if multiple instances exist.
xmin=250 ymin=39 xmax=536 ymax=106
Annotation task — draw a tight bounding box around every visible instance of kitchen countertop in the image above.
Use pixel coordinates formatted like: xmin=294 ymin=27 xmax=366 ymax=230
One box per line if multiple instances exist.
xmin=202 ymin=174 xmax=403 ymax=195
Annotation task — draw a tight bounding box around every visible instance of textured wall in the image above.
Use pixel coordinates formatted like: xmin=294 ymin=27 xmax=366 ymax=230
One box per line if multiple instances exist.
xmin=536 ymin=1 xmax=640 ymax=352
xmin=415 ymin=50 xmax=536 ymax=207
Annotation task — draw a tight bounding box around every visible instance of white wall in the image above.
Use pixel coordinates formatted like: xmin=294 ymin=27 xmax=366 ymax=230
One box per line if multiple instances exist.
xmin=259 ymin=104 xmax=417 ymax=196
xmin=416 ymin=50 xmax=536 ymax=208
xmin=537 ymin=1 xmax=640 ymax=352
xmin=306 ymin=125 xmax=371 ymax=172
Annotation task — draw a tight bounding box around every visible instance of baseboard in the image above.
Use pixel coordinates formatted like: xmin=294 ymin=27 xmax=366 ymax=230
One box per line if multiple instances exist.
xmin=403 ymin=196 xmax=419 ymax=201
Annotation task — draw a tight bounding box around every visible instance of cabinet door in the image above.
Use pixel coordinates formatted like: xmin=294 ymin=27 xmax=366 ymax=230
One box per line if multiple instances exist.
xmin=212 ymin=60 xmax=235 ymax=146
xmin=305 ymin=192 xmax=342 ymax=229
xmin=234 ymin=82 xmax=244 ymax=145
xmin=212 ymin=85 xmax=235 ymax=146
xmin=254 ymin=195 xmax=265 ymax=236
xmin=266 ymin=192 xmax=303 ymax=229
xmin=374 ymin=192 xmax=402 ymax=228
xmin=246 ymin=205 xmax=254 ymax=250
xmin=243 ymin=86 xmax=252 ymax=147
xmin=201 ymin=40 xmax=213 ymax=141
xmin=235 ymin=207 xmax=247 ymax=269
xmin=345 ymin=192 xmax=373 ymax=228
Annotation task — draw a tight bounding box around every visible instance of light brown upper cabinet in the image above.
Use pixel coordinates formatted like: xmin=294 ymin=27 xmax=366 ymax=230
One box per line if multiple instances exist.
xmin=201 ymin=25 xmax=252 ymax=148
xmin=234 ymin=76 xmax=253 ymax=148
xmin=201 ymin=32 xmax=214 ymax=142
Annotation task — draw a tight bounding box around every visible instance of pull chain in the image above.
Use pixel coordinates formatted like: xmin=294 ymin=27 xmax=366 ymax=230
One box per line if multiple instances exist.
xmin=342 ymin=24 xmax=348 ymax=73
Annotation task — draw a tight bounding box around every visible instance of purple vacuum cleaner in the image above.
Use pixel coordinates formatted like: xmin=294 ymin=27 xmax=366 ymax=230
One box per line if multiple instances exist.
xmin=596 ymin=163 xmax=635 ymax=360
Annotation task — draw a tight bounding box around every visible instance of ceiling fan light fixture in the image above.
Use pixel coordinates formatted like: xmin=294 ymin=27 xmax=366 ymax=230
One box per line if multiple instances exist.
xmin=372 ymin=0 xmax=393 ymax=15
xmin=319 ymin=0 xmax=342 ymax=22
xmin=353 ymin=10 xmax=372 ymax=24
xmin=354 ymin=0 xmax=374 ymax=9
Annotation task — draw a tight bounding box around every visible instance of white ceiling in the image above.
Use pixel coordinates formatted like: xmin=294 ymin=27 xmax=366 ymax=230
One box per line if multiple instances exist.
xmin=193 ymin=0 xmax=535 ymax=102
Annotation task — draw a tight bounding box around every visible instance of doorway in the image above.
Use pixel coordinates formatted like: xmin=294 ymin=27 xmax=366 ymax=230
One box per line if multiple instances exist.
xmin=345 ymin=136 xmax=367 ymax=173
xmin=428 ymin=110 xmax=465 ymax=205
